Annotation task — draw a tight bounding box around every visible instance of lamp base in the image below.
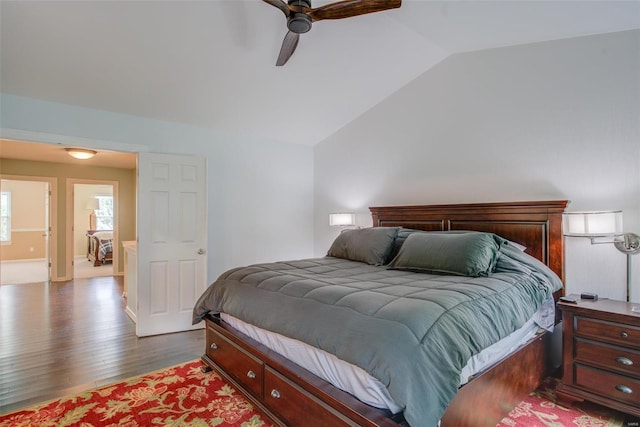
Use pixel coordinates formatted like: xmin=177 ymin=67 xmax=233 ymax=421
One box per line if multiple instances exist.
xmin=614 ymin=233 xmax=640 ymax=254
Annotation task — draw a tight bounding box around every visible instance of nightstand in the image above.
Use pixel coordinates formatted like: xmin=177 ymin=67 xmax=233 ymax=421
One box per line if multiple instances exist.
xmin=557 ymin=298 xmax=640 ymax=417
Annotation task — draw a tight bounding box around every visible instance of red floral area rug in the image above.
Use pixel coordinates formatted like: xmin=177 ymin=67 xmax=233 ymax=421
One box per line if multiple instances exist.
xmin=498 ymin=377 xmax=636 ymax=427
xmin=0 ymin=360 xmax=274 ymax=427
xmin=3 ymin=365 xmax=637 ymax=427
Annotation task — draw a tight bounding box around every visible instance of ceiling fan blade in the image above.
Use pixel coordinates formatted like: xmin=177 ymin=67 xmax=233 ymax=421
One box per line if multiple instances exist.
xmin=308 ymin=0 xmax=401 ymax=21
xmin=262 ymin=0 xmax=290 ymax=17
xmin=276 ymin=31 xmax=300 ymax=66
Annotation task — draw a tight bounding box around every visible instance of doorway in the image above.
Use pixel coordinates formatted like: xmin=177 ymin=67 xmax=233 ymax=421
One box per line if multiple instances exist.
xmin=73 ymin=183 xmax=115 ymax=279
xmin=0 ymin=176 xmax=57 ymax=285
xmin=67 ymin=179 xmax=119 ymax=280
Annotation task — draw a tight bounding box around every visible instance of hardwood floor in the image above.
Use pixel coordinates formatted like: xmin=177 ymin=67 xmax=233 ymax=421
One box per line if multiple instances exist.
xmin=0 ymin=276 xmax=205 ymax=414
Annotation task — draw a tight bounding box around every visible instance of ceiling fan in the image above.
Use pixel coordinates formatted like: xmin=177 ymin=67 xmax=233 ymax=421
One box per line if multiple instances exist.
xmin=262 ymin=0 xmax=402 ymax=66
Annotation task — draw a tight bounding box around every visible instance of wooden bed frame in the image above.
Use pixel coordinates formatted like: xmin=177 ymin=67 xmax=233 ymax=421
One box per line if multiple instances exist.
xmin=86 ymin=230 xmax=113 ymax=267
xmin=201 ymin=200 xmax=568 ymax=427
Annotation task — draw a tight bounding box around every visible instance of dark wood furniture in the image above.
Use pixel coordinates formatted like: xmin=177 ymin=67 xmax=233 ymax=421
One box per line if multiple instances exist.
xmin=370 ymin=200 xmax=566 ymax=285
xmin=557 ymin=298 xmax=640 ymax=417
xmin=204 ymin=320 xmax=399 ymax=427
xmin=86 ymin=229 xmax=113 ymax=266
xmin=201 ymin=200 xmax=568 ymax=427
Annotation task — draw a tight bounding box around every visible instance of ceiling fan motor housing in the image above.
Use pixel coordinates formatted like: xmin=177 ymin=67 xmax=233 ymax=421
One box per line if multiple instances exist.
xmin=287 ymin=0 xmax=312 ymax=33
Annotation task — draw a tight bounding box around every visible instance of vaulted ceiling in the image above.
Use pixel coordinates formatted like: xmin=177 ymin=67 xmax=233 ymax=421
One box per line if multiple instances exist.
xmin=1 ymin=1 xmax=639 ymax=147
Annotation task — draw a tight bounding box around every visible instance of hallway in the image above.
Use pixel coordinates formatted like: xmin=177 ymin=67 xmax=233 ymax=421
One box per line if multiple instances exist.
xmin=0 ymin=257 xmax=114 ymax=285
xmin=0 ymin=276 xmax=204 ymax=414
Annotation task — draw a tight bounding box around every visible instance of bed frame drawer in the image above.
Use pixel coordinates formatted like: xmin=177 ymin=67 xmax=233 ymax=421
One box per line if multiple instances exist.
xmin=264 ymin=366 xmax=360 ymax=427
xmin=206 ymin=325 xmax=263 ymax=398
xmin=202 ymin=316 xmax=401 ymax=427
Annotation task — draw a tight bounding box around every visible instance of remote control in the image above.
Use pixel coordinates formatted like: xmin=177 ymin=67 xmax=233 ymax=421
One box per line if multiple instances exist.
xmin=580 ymin=292 xmax=598 ymax=300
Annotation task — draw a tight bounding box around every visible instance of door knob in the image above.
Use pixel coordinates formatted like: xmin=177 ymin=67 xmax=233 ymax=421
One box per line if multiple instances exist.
xmin=197 ymin=249 xmax=206 ymax=255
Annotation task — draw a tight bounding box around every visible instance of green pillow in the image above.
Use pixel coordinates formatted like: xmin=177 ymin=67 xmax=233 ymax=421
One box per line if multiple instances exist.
xmin=385 ymin=228 xmax=424 ymax=264
xmin=387 ymin=232 xmax=500 ymax=277
xmin=327 ymin=227 xmax=399 ymax=266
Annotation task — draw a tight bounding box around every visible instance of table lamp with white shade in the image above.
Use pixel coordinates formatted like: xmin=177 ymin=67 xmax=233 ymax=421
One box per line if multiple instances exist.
xmin=563 ymin=210 xmax=640 ymax=302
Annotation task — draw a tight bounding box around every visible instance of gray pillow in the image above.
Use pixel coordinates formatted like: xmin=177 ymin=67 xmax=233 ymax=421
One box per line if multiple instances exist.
xmin=327 ymin=227 xmax=399 ymax=266
xmin=386 ymin=228 xmax=424 ymax=264
xmin=387 ymin=232 xmax=500 ymax=277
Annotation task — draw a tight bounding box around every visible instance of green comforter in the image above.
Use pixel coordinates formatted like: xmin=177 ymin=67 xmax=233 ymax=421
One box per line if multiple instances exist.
xmin=193 ymin=244 xmax=562 ymax=427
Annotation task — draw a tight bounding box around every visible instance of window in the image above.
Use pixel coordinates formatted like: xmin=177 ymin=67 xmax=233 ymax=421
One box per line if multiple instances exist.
xmin=95 ymin=195 xmax=114 ymax=230
xmin=1 ymin=191 xmax=11 ymax=242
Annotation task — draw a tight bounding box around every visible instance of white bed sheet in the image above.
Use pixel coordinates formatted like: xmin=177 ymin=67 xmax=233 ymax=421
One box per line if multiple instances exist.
xmin=220 ymin=296 xmax=555 ymax=414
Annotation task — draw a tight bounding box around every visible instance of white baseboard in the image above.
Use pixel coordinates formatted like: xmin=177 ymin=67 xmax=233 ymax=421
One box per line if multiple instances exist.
xmin=1 ymin=258 xmax=47 ymax=264
xmin=125 ymin=306 xmax=137 ymax=324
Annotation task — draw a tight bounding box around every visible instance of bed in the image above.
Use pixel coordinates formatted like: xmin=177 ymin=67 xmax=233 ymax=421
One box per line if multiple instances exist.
xmin=193 ymin=200 xmax=567 ymax=427
xmin=86 ymin=230 xmax=113 ymax=266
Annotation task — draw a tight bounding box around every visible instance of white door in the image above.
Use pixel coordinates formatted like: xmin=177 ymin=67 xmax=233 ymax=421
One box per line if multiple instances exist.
xmin=136 ymin=152 xmax=207 ymax=337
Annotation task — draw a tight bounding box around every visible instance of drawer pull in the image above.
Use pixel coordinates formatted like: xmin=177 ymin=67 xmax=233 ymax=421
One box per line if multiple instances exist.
xmin=616 ymin=357 xmax=634 ymax=366
xmin=270 ymin=389 xmax=281 ymax=399
xmin=615 ymin=385 xmax=633 ymax=394
xmin=621 ymin=331 xmax=629 ymax=339
xmin=210 ymin=343 xmax=218 ymax=350
xmin=247 ymin=370 xmax=256 ymax=379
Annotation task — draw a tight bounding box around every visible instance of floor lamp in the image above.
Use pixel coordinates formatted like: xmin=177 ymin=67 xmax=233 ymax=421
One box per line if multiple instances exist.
xmin=615 ymin=233 xmax=640 ymax=302
xmin=563 ymin=210 xmax=640 ymax=302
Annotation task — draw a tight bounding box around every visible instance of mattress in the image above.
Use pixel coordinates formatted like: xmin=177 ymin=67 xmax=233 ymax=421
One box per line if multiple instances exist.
xmin=220 ymin=296 xmax=554 ymax=414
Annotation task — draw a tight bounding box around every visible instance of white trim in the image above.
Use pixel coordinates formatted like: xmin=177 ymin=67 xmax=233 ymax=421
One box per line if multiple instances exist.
xmin=125 ymin=306 xmax=137 ymax=323
xmin=8 ymin=228 xmax=47 ymax=232
xmin=0 ymin=258 xmax=47 ymax=264
xmin=0 ymin=128 xmax=149 ymax=153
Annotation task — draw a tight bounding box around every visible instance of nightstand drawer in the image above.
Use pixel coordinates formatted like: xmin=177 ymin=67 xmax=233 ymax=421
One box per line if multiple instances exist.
xmin=576 ymin=339 xmax=640 ymax=376
xmin=576 ymin=317 xmax=640 ymax=348
xmin=559 ymin=299 xmax=640 ymax=417
xmin=576 ymin=364 xmax=640 ymax=406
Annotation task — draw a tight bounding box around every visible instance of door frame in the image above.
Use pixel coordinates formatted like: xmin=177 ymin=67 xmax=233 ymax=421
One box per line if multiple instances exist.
xmin=66 ymin=178 xmax=120 ymax=280
xmin=0 ymin=174 xmax=57 ymax=282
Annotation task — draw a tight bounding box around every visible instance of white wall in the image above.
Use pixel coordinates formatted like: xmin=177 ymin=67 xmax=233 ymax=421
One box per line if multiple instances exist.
xmin=1 ymin=94 xmax=315 ymax=282
xmin=314 ymin=30 xmax=640 ymax=301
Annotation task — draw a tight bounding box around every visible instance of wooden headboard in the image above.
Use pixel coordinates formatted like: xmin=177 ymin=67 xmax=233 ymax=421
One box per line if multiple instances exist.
xmin=369 ymin=200 xmax=568 ymax=284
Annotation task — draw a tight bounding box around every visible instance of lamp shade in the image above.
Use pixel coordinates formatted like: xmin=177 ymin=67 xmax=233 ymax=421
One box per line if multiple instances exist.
xmin=563 ymin=211 xmax=623 ymax=237
xmin=329 ymin=212 xmax=355 ymax=227
xmin=85 ymin=198 xmax=100 ymax=211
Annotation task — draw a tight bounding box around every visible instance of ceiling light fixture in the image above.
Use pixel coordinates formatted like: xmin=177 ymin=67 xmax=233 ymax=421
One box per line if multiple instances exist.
xmin=65 ymin=147 xmax=97 ymax=160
